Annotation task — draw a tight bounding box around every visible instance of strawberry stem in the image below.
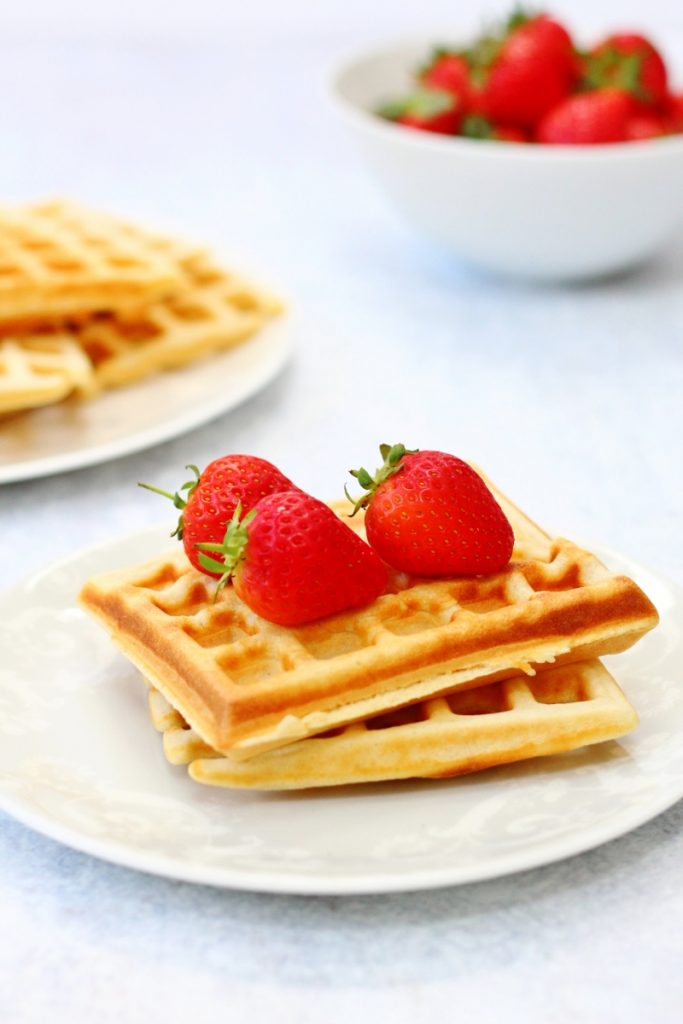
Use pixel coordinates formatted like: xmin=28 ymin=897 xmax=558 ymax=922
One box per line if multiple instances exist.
xmin=196 ymin=502 xmax=257 ymax=596
xmin=346 ymin=442 xmax=418 ymax=516
xmin=138 ymin=482 xmax=178 ymax=502
xmin=138 ymin=464 xmax=201 ymax=540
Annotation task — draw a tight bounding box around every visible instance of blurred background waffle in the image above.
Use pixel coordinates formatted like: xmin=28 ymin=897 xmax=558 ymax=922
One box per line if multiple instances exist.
xmin=0 ymin=334 xmax=92 ymax=414
xmin=0 ymin=199 xmax=283 ymax=416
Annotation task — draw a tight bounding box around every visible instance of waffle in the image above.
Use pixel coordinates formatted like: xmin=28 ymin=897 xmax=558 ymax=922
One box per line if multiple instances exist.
xmin=0 ymin=334 xmax=93 ymax=414
xmin=147 ymin=660 xmax=639 ymax=789
xmin=79 ymin=481 xmax=659 ymax=761
xmin=0 ymin=199 xmax=190 ymax=324
xmin=70 ymin=251 xmax=283 ymax=394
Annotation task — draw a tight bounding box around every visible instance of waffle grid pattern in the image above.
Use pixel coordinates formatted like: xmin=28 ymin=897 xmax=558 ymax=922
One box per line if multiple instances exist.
xmin=0 ymin=199 xmax=184 ymax=322
xmin=74 ymin=252 xmax=283 ymax=393
xmin=0 ymin=200 xmax=283 ymax=407
xmin=79 ymin=484 xmax=658 ymax=759
xmin=0 ymin=334 xmax=93 ymax=414
xmin=147 ymin=660 xmax=639 ymax=789
xmin=139 ymin=535 xmax=608 ymax=688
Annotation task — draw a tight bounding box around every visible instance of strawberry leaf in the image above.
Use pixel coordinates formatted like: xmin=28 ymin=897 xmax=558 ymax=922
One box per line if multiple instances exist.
xmin=505 ymin=5 xmax=537 ymax=34
xmin=461 ymin=114 xmax=495 ymax=139
xmin=197 ymin=553 xmax=233 ymax=575
xmin=346 ymin=442 xmax=418 ymax=516
xmin=195 ymin=503 xmax=257 ymax=597
xmin=583 ymin=47 xmax=648 ymax=100
xmin=377 ymin=88 xmax=456 ymax=122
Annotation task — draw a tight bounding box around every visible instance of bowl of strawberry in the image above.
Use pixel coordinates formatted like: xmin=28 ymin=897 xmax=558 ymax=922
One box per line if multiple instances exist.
xmin=331 ymin=10 xmax=683 ymax=280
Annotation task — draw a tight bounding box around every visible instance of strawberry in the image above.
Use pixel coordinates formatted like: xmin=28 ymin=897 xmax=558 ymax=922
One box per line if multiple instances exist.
xmin=139 ymin=455 xmax=296 ymax=576
xmin=663 ymin=92 xmax=683 ymax=133
xmin=625 ymin=112 xmax=668 ymax=141
xmin=196 ymin=491 xmax=388 ymax=626
xmin=493 ymin=124 xmax=529 ymax=142
xmin=536 ymin=89 xmax=633 ymax=144
xmin=378 ymin=87 xmax=462 ymax=135
xmin=347 ymin=444 xmax=514 ymax=577
xmin=461 ymin=114 xmax=529 ymax=142
xmin=468 ymin=12 xmax=577 ymax=128
xmin=584 ymin=33 xmax=668 ymax=109
xmin=421 ymin=52 xmax=471 ymax=106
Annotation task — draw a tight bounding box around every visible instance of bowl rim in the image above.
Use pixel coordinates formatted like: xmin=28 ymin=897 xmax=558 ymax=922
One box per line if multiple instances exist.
xmin=329 ymin=33 xmax=683 ymax=161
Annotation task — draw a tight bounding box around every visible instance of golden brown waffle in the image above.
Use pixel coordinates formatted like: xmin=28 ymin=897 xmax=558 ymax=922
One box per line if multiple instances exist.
xmin=147 ymin=660 xmax=639 ymax=789
xmin=0 ymin=199 xmax=185 ymax=324
xmin=0 ymin=334 xmax=93 ymax=414
xmin=79 ymin=482 xmax=659 ymax=761
xmin=3 ymin=250 xmax=282 ymax=398
xmin=72 ymin=251 xmax=283 ymax=394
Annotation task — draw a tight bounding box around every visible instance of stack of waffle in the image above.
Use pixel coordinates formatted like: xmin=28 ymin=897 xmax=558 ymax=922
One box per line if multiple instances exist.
xmin=0 ymin=199 xmax=282 ymax=415
xmin=79 ymin=480 xmax=659 ymax=790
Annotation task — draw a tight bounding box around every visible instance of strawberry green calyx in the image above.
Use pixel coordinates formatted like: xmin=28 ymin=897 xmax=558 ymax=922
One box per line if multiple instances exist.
xmin=583 ymin=48 xmax=646 ymax=100
xmin=195 ymin=503 xmax=257 ymax=596
xmin=505 ymin=5 xmax=536 ymax=34
xmin=466 ymin=34 xmax=503 ymax=83
xmin=461 ymin=114 xmax=495 ymax=139
xmin=377 ymin=87 xmax=455 ymax=121
xmin=418 ymin=45 xmax=469 ymax=76
xmin=346 ymin=442 xmax=418 ymax=516
xmin=465 ymin=6 xmax=526 ymax=77
xmin=138 ymin=464 xmax=201 ymax=540
xmin=418 ymin=45 xmax=454 ymax=75
xmin=465 ymin=7 xmax=537 ymax=84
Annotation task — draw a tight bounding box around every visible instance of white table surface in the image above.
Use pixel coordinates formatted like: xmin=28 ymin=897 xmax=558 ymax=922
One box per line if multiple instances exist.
xmin=1 ymin=3 xmax=683 ymax=1020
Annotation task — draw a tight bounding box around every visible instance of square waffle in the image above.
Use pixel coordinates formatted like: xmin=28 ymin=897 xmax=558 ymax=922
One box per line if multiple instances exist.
xmin=147 ymin=660 xmax=639 ymax=789
xmin=71 ymin=251 xmax=283 ymax=394
xmin=0 ymin=199 xmax=186 ymax=324
xmin=3 ymin=251 xmax=282 ymax=398
xmin=79 ymin=481 xmax=659 ymax=761
xmin=0 ymin=334 xmax=93 ymax=414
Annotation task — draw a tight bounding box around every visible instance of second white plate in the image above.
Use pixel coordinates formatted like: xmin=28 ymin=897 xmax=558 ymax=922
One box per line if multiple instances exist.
xmin=0 ymin=314 xmax=293 ymax=484
xmin=0 ymin=528 xmax=680 ymax=894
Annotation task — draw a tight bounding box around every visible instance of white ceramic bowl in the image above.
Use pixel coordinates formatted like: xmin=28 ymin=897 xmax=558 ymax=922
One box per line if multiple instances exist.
xmin=331 ymin=38 xmax=683 ymax=281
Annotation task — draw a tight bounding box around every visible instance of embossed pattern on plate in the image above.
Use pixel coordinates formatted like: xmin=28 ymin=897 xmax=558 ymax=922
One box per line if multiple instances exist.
xmin=0 ymin=527 xmax=681 ymax=894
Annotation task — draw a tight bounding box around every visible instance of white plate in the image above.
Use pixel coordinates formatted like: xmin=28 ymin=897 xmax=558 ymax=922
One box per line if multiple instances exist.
xmin=0 ymin=315 xmax=293 ymax=484
xmin=0 ymin=527 xmax=680 ymax=895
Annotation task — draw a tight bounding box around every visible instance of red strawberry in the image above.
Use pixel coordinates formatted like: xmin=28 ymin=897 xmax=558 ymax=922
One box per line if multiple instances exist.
xmin=663 ymin=92 xmax=683 ymax=133
xmin=468 ymin=13 xmax=577 ymax=128
xmin=196 ymin=491 xmax=388 ymax=626
xmin=625 ymin=112 xmax=668 ymax=141
xmin=140 ymin=455 xmax=296 ymax=576
xmin=347 ymin=444 xmax=514 ymax=577
xmin=536 ymin=89 xmax=633 ymax=144
xmin=378 ymin=88 xmax=462 ymax=135
xmin=584 ymin=33 xmax=668 ymax=109
xmin=421 ymin=52 xmax=471 ymax=106
xmin=492 ymin=124 xmax=529 ymax=142
xmin=461 ymin=114 xmax=529 ymax=142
